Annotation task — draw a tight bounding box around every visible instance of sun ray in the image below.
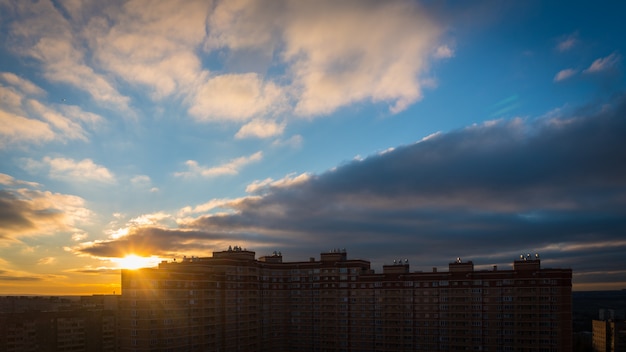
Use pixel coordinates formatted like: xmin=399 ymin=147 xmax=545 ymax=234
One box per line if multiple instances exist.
xmin=111 ymin=255 xmax=161 ymax=270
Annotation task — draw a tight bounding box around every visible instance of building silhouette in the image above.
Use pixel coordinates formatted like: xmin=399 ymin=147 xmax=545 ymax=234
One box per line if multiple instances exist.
xmin=119 ymin=248 xmax=572 ymax=351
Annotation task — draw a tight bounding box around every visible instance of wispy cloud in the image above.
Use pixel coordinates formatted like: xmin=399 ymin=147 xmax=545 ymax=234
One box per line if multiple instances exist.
xmin=174 ymin=151 xmax=263 ymax=178
xmin=25 ymin=157 xmax=116 ymax=184
xmin=235 ymin=119 xmax=286 ymax=139
xmin=556 ymin=32 xmax=578 ymax=52
xmin=3 ymin=0 xmax=132 ymax=114
xmin=37 ymin=257 xmax=56 ymax=265
xmin=584 ymin=53 xmax=621 ymax=73
xmin=0 ymin=173 xmax=40 ymax=188
xmin=554 ymin=68 xmax=577 ymax=82
xmin=0 ymin=73 xmax=104 ymax=148
xmin=0 ymin=72 xmax=45 ymax=96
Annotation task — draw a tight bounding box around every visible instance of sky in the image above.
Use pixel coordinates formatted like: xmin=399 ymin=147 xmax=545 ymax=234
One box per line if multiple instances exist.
xmin=0 ymin=0 xmax=625 ymax=295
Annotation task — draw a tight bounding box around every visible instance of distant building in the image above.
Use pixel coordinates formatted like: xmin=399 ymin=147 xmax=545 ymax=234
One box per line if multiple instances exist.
xmin=593 ymin=311 xmax=626 ymax=352
xmin=119 ymin=248 xmax=572 ymax=351
xmin=0 ymin=295 xmax=118 ymax=352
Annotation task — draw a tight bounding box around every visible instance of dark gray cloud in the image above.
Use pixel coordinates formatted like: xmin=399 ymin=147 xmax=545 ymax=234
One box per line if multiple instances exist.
xmin=80 ymin=94 xmax=626 ymax=289
xmin=0 ymin=190 xmax=36 ymax=238
xmin=0 ymin=188 xmax=89 ymax=241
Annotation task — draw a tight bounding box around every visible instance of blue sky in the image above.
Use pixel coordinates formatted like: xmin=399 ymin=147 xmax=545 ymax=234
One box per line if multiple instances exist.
xmin=1 ymin=0 xmax=625 ymax=294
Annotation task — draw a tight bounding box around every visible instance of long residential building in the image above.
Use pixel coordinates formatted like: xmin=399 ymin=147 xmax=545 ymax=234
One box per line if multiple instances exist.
xmin=119 ymin=247 xmax=572 ymax=352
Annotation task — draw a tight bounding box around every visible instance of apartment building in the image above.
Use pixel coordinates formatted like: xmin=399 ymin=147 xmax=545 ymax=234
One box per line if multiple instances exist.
xmin=0 ymin=309 xmax=118 ymax=352
xmin=119 ymin=247 xmax=572 ymax=351
xmin=593 ymin=319 xmax=626 ymax=352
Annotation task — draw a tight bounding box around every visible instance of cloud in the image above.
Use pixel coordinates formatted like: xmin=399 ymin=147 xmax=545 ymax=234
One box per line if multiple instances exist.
xmin=68 ymin=267 xmax=120 ymax=275
xmin=584 ymin=53 xmax=621 ymax=73
xmin=556 ymin=32 xmax=577 ymax=52
xmin=25 ymin=157 xmax=116 ymax=184
xmin=235 ymin=119 xmax=286 ymax=139
xmin=0 ymin=270 xmax=45 ymax=282
xmin=2 ymin=0 xmax=132 ymax=113
xmin=0 ymin=173 xmax=40 ymax=188
xmin=0 ymin=180 xmax=93 ymax=241
xmin=281 ymin=0 xmax=443 ymax=116
xmin=73 ymin=227 xmax=233 ymax=258
xmin=86 ymin=0 xmax=210 ymax=100
xmin=554 ymin=68 xmax=577 ymax=82
xmin=174 ymin=151 xmax=263 ymax=178
xmin=178 ymin=198 xmax=246 ymax=216
xmin=434 ymin=45 xmax=454 ymax=59
xmin=75 ymin=94 xmax=626 ymax=289
xmin=188 ymin=73 xmax=285 ymax=122
xmin=37 ymin=257 xmax=56 ymax=265
xmin=0 ymin=74 xmax=104 ymax=148
xmin=0 ymin=72 xmax=46 ymax=96
xmin=3 ymin=0 xmax=450 ymax=138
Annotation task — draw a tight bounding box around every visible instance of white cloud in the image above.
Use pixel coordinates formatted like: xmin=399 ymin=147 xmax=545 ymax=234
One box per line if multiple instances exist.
xmin=0 ymin=173 xmax=40 ymax=188
xmin=4 ymin=0 xmax=132 ymax=114
xmin=28 ymin=100 xmax=90 ymax=141
xmin=282 ymin=1 xmax=441 ymax=116
xmin=553 ymin=68 xmax=577 ymax=82
xmin=0 ymin=72 xmax=46 ymax=96
xmin=204 ymin=0 xmax=445 ymax=117
xmin=178 ymin=198 xmax=237 ymax=216
xmin=0 ymin=109 xmax=55 ymax=147
xmin=128 ymin=212 xmax=172 ymax=227
xmin=188 ymin=73 xmax=285 ymax=122
xmin=0 ymin=79 xmax=103 ymax=148
xmin=235 ymin=119 xmax=286 ymax=139
xmin=585 ymin=53 xmax=621 ymax=73
xmin=175 ymin=151 xmax=263 ymax=178
xmin=72 ymin=232 xmax=88 ymax=242
xmin=28 ymin=157 xmax=116 ymax=184
xmin=245 ymin=173 xmax=311 ymax=194
xmin=4 ymin=0 xmax=449 ymax=135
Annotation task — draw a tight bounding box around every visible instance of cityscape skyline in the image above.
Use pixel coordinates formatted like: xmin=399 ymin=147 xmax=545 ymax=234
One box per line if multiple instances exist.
xmin=1 ymin=0 xmax=626 ymax=295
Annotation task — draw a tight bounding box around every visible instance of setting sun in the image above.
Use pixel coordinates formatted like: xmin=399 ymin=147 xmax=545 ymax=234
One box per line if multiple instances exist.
xmin=112 ymin=255 xmax=161 ymax=270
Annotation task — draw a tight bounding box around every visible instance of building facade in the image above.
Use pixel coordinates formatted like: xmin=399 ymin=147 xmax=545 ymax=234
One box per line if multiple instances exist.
xmin=119 ymin=248 xmax=572 ymax=352
xmin=593 ymin=319 xmax=626 ymax=352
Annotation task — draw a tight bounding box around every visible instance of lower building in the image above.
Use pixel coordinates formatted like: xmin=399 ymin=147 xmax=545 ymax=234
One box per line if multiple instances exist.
xmin=0 ymin=309 xmax=118 ymax=352
xmin=119 ymin=248 xmax=572 ymax=351
xmin=593 ymin=319 xmax=626 ymax=352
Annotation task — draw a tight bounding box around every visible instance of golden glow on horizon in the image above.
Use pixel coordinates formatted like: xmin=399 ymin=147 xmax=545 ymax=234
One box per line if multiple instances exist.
xmin=112 ymin=255 xmax=161 ymax=270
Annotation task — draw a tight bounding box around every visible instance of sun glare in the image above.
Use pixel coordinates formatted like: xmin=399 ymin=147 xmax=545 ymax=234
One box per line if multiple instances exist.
xmin=113 ymin=255 xmax=161 ymax=270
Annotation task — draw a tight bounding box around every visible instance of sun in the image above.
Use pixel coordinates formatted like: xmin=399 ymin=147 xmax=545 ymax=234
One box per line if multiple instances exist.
xmin=113 ymin=255 xmax=160 ymax=270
